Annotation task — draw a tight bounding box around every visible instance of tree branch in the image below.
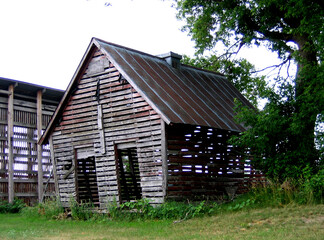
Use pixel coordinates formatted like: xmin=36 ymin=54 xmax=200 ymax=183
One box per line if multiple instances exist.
xmin=251 ymin=57 xmax=290 ymax=74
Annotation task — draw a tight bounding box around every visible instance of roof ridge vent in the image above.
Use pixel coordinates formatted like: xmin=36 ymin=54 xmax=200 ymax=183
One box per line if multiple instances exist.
xmin=158 ymin=52 xmax=182 ymax=70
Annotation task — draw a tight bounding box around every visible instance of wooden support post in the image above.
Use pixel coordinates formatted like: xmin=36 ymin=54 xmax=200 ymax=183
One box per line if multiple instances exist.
xmin=49 ymin=135 xmax=59 ymax=199
xmin=37 ymin=90 xmax=43 ymax=203
xmin=7 ymin=84 xmax=14 ymax=203
xmin=161 ymin=121 xmax=168 ymax=200
xmin=27 ymin=128 xmax=34 ymax=179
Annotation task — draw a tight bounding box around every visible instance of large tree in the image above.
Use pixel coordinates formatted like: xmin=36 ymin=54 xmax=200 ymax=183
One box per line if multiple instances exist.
xmin=176 ymin=0 xmax=323 ymax=180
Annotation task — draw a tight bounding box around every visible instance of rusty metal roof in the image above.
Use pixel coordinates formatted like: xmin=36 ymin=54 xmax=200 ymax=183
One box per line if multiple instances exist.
xmin=95 ymin=38 xmax=252 ymax=132
xmin=40 ymin=38 xmax=253 ymax=144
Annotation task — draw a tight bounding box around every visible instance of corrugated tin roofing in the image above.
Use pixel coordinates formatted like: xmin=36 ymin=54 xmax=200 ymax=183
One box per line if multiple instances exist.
xmin=40 ymin=37 xmax=253 ymax=144
xmin=95 ymin=38 xmax=252 ymax=132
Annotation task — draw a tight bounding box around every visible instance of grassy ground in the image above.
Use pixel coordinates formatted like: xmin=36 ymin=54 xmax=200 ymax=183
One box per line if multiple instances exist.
xmin=0 ymin=204 xmax=323 ymax=240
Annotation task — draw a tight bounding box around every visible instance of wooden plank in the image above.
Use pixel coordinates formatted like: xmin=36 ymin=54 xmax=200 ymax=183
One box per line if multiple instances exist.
xmin=59 ymin=115 xmax=97 ymax=126
xmin=49 ymin=136 xmax=59 ymax=199
xmin=103 ymin=113 xmax=160 ymax=127
xmin=0 ymin=178 xmax=53 ymax=183
xmin=100 ymin=90 xmax=141 ymax=105
xmin=7 ymin=84 xmax=14 ymax=203
xmin=37 ymin=90 xmax=43 ymax=203
xmin=65 ymin=99 xmax=96 ymax=110
xmin=62 ymin=105 xmax=97 ymax=117
xmin=70 ymin=90 xmax=97 ymax=101
xmin=62 ymin=109 xmax=97 ymax=121
xmin=103 ymin=105 xmax=153 ymax=118
xmin=105 ymin=119 xmax=161 ymax=135
xmin=56 ymin=121 xmax=96 ymax=132
xmin=105 ymin=123 xmax=161 ymax=138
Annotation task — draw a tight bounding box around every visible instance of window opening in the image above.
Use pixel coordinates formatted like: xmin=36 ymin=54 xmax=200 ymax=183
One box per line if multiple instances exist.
xmin=75 ymin=156 xmax=99 ymax=206
xmin=116 ymin=147 xmax=142 ymax=202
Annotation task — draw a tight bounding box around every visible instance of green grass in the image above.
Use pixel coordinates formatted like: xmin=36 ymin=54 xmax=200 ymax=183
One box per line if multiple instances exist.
xmin=0 ymin=205 xmax=323 ymax=240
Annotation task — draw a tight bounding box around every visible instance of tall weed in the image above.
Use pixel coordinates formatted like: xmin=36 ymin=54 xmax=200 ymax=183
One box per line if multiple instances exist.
xmin=107 ymin=199 xmax=217 ymax=221
xmin=236 ymin=178 xmax=323 ymax=208
xmin=69 ymin=198 xmax=100 ymax=221
xmin=300 ymin=167 xmax=324 ymax=203
xmin=21 ymin=197 xmax=64 ymax=219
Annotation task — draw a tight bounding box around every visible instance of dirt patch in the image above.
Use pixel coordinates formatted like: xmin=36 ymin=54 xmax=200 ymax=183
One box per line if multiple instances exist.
xmin=301 ymin=215 xmax=324 ymax=224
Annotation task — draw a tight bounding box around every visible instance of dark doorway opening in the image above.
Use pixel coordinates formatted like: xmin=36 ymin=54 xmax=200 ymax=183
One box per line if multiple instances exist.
xmin=75 ymin=156 xmax=99 ymax=206
xmin=116 ymin=147 xmax=142 ymax=202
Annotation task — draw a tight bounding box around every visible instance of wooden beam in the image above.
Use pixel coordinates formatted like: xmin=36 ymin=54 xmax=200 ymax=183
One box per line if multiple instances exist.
xmin=0 ymin=89 xmax=10 ymax=95
xmin=74 ymin=148 xmax=80 ymax=204
xmin=37 ymin=90 xmax=44 ymax=203
xmin=27 ymin=128 xmax=34 ymax=179
xmin=7 ymin=84 xmax=14 ymax=203
xmin=49 ymin=135 xmax=59 ymax=200
xmin=161 ymin=120 xmax=168 ymax=200
xmin=114 ymin=143 xmax=122 ymax=204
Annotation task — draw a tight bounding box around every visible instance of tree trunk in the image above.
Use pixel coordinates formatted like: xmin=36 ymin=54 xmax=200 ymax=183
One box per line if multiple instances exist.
xmin=293 ymin=36 xmax=319 ymax=169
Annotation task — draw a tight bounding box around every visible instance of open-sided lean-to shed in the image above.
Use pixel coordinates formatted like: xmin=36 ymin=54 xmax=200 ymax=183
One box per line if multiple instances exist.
xmin=40 ymin=37 xmax=254 ymax=207
xmin=0 ymin=77 xmax=64 ymax=205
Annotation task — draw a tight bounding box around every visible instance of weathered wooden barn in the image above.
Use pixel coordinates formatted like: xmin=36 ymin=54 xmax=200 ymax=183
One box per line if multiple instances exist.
xmin=40 ymin=38 xmax=255 ymax=207
xmin=0 ymin=77 xmax=64 ymax=205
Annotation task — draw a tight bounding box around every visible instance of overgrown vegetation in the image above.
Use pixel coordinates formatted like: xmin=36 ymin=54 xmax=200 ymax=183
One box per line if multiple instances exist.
xmin=11 ymin=179 xmax=321 ymax=222
xmin=0 ymin=198 xmax=25 ymax=213
xmin=21 ymin=197 xmax=64 ymax=219
xmin=0 ymin=180 xmax=322 ymax=238
xmin=107 ymin=198 xmax=216 ymax=221
xmin=230 ymin=79 xmax=323 ymax=181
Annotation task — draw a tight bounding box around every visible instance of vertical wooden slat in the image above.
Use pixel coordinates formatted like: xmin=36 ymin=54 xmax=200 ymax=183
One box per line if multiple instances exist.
xmin=49 ymin=135 xmax=59 ymax=199
xmin=7 ymin=84 xmax=14 ymax=203
xmin=74 ymin=149 xmax=79 ymax=204
xmin=161 ymin=120 xmax=168 ymax=198
xmin=127 ymin=149 xmax=141 ymax=198
xmin=114 ymin=143 xmax=122 ymax=204
xmin=37 ymin=90 xmax=43 ymax=203
xmin=27 ymin=128 xmax=33 ymax=179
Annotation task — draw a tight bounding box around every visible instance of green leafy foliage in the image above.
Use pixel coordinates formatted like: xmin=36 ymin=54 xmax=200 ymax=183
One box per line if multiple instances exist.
xmin=16 ymin=181 xmax=322 ymax=223
xmin=219 ymin=178 xmax=323 ymax=211
xmin=231 ymin=76 xmax=322 ymax=180
xmin=176 ymin=0 xmax=323 ymax=58
xmin=107 ymin=199 xmax=217 ymax=221
xmin=176 ymin=0 xmax=324 ymax=181
xmin=21 ymin=197 xmax=64 ymax=219
xmin=0 ymin=198 xmax=25 ymax=213
xmin=300 ymin=167 xmax=324 ymax=202
xmin=69 ymin=198 xmax=96 ymax=221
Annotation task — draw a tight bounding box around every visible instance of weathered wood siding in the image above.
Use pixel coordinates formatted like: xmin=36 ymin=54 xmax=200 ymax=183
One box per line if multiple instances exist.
xmin=52 ymin=47 xmax=164 ymax=207
xmin=166 ymin=124 xmax=250 ymax=201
